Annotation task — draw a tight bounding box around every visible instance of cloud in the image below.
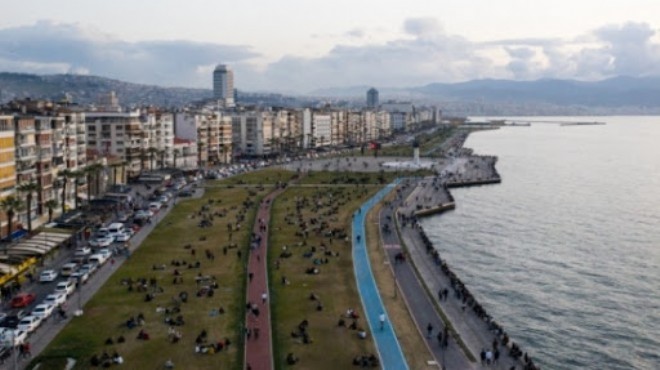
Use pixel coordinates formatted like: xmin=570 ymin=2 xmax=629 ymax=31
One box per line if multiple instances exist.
xmin=403 ymin=18 xmax=443 ymax=37
xmin=2 ymin=19 xmax=660 ymax=92
xmin=0 ymin=20 xmax=259 ymax=87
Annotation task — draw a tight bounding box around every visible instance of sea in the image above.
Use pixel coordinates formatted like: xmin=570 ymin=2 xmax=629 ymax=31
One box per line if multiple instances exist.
xmin=420 ymin=117 xmax=660 ymax=370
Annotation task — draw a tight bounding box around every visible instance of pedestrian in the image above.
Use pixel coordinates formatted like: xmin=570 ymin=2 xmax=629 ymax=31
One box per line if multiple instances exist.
xmin=261 ymin=292 xmax=268 ymax=304
xmin=436 ymin=331 xmax=444 ymax=346
xmin=379 ymin=313 xmax=386 ymax=330
xmin=254 ymin=327 xmax=260 ymax=340
xmin=248 ymin=272 xmax=254 ymax=282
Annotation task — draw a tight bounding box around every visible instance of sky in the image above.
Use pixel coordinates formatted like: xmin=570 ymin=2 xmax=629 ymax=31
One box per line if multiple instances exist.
xmin=2 ymin=0 xmax=660 ymax=93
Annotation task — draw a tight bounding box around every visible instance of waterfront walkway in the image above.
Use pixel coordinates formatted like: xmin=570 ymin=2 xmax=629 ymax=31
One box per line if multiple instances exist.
xmin=378 ymin=181 xmax=473 ymax=369
xmin=244 ymin=188 xmax=284 ymax=370
xmin=352 ymin=180 xmax=409 ymax=370
xmin=397 ymin=180 xmax=522 ymax=370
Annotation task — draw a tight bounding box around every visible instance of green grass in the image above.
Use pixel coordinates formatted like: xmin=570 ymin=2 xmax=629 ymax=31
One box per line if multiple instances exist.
xmin=299 ymin=171 xmax=397 ymax=185
xmin=222 ymin=168 xmax=298 ymax=185
xmin=268 ymin=180 xmax=381 ymax=369
xmin=31 ymin=177 xmax=269 ymax=370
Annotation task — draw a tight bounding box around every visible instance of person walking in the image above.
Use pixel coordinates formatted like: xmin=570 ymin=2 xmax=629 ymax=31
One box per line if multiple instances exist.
xmin=379 ymin=313 xmax=386 ymax=330
xmin=426 ymin=323 xmax=434 ymax=338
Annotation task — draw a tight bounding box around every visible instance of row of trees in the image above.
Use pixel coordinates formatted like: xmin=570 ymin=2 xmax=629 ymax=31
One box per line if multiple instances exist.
xmin=0 ymin=161 xmax=127 ymax=240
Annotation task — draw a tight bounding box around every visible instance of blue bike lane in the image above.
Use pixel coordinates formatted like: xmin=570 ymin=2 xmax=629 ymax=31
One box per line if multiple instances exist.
xmin=352 ymin=180 xmax=409 ymax=370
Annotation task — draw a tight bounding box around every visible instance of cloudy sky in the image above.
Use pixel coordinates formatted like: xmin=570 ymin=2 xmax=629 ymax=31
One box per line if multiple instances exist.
xmin=2 ymin=0 xmax=660 ymax=92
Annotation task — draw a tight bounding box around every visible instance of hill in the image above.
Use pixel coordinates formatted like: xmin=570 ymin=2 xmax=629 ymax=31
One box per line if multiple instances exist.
xmin=0 ymin=73 xmax=211 ymax=107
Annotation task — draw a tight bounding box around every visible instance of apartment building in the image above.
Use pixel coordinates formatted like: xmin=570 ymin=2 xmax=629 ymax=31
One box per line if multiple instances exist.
xmin=174 ymin=110 xmax=232 ymax=167
xmin=0 ymin=115 xmax=16 ymax=236
xmin=85 ymin=111 xmax=144 ymax=177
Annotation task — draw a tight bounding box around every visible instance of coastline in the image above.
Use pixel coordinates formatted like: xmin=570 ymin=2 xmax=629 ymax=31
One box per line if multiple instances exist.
xmin=394 ymin=129 xmax=539 ymax=370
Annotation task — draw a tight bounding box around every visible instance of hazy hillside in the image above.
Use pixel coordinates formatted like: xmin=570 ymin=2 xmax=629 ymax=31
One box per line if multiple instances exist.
xmin=0 ymin=73 xmax=211 ymax=107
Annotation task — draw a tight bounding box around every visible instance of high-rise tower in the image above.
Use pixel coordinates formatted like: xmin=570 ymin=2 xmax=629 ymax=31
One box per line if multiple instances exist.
xmin=367 ymin=88 xmax=379 ymax=108
xmin=213 ymin=65 xmax=235 ymax=107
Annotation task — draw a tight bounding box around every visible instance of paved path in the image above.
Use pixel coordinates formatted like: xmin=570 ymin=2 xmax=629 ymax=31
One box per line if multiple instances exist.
xmin=378 ymin=184 xmax=473 ymax=370
xmin=352 ymin=180 xmax=409 ymax=370
xmin=397 ymin=181 xmax=521 ymax=370
xmin=244 ymin=188 xmax=283 ymax=370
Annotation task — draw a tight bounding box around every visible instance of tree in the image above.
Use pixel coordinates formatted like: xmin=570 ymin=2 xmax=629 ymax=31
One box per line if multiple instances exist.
xmin=172 ymin=149 xmax=181 ymax=168
xmin=57 ymin=169 xmax=73 ymax=215
xmin=0 ymin=196 xmax=24 ymax=239
xmin=159 ymin=149 xmax=167 ymax=169
xmin=16 ymin=181 xmax=39 ymax=232
xmin=148 ymin=147 xmax=158 ymax=170
xmin=72 ymin=170 xmax=85 ymax=209
xmin=45 ymin=199 xmax=58 ymax=223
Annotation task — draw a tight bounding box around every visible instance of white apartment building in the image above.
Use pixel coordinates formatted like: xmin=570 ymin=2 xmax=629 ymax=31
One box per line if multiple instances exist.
xmin=85 ymin=111 xmax=145 ymax=177
xmin=312 ymin=112 xmax=332 ymax=147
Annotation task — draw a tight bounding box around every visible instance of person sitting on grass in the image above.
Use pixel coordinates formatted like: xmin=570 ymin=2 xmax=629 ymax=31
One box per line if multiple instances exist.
xmin=286 ymin=353 xmax=299 ymax=365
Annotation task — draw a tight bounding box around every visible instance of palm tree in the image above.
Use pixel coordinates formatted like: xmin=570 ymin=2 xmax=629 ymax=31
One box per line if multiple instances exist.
xmin=197 ymin=142 xmax=205 ymax=168
xmin=148 ymin=147 xmax=158 ymax=170
xmin=16 ymin=181 xmax=39 ymax=232
xmin=159 ymin=149 xmax=168 ymax=169
xmin=172 ymin=149 xmax=181 ymax=168
xmin=57 ymin=169 xmax=73 ymax=215
xmin=72 ymin=170 xmax=85 ymax=209
xmin=140 ymin=149 xmax=148 ymax=172
xmin=0 ymin=196 xmax=24 ymax=239
xmin=45 ymin=199 xmax=58 ymax=223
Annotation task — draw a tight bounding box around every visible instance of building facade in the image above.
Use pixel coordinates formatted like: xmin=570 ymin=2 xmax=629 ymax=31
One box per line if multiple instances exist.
xmin=213 ymin=65 xmax=235 ymax=107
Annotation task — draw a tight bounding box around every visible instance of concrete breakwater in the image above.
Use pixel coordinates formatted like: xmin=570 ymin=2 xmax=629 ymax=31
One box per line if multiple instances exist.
xmin=396 ymin=136 xmax=539 ymax=369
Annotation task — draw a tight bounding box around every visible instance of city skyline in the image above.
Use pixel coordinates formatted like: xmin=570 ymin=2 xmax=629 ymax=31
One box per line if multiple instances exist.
xmin=2 ymin=1 xmax=660 ymax=92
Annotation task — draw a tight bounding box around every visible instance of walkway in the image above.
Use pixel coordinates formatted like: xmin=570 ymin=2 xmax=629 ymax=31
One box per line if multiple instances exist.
xmin=378 ymin=183 xmax=473 ymax=370
xmin=352 ymin=179 xmax=409 ymax=370
xmin=244 ymin=187 xmax=284 ymax=370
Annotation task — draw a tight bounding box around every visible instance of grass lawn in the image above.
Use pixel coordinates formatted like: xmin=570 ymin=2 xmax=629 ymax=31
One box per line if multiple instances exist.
xmin=223 ymin=168 xmax=299 ymax=185
xmin=299 ymin=171 xmax=398 ymax=185
xmin=31 ymin=179 xmax=269 ymax=370
xmin=268 ymin=179 xmax=381 ymax=369
xmin=365 ymin=194 xmax=437 ymax=369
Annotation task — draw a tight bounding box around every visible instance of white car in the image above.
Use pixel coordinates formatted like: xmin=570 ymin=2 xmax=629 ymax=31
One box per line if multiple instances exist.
xmin=134 ymin=210 xmax=153 ymax=220
xmin=81 ymin=263 xmax=98 ymax=275
xmin=89 ymin=235 xmax=114 ymax=248
xmin=43 ymin=293 xmax=67 ymax=307
xmin=148 ymin=202 xmax=162 ymax=212
xmin=115 ymin=230 xmax=132 ymax=242
xmin=55 ymin=280 xmax=76 ymax=296
xmin=31 ymin=303 xmax=55 ymax=320
xmin=17 ymin=315 xmax=42 ymax=333
xmin=74 ymin=246 xmax=92 ymax=255
xmin=0 ymin=329 xmax=27 ymax=346
xmin=39 ymin=269 xmax=58 ymax=283
xmin=96 ymin=249 xmax=113 ymax=259
xmin=71 ymin=269 xmax=90 ymax=285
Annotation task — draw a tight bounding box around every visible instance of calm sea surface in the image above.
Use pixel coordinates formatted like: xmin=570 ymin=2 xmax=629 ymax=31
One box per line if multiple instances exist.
xmin=420 ymin=117 xmax=660 ymax=370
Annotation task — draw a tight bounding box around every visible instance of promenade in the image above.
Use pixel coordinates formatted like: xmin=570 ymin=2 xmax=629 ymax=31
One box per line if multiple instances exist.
xmin=244 ymin=188 xmax=284 ymax=370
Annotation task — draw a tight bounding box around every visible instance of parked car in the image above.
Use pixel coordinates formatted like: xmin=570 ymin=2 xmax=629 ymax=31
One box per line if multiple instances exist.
xmin=60 ymin=263 xmax=79 ymax=277
xmin=96 ymin=249 xmax=113 ymax=260
xmin=134 ymin=210 xmax=153 ymax=220
xmin=179 ymin=190 xmax=193 ymax=197
xmin=88 ymin=253 xmax=109 ymax=266
xmin=148 ymin=202 xmax=161 ymax=212
xmin=74 ymin=246 xmax=92 ymax=256
xmin=89 ymin=235 xmax=114 ymax=248
xmin=71 ymin=269 xmax=90 ymax=285
xmin=115 ymin=230 xmax=132 ymax=243
xmin=55 ymin=280 xmax=76 ymax=296
xmin=10 ymin=293 xmax=36 ymax=308
xmin=0 ymin=329 xmax=27 ymax=346
xmin=43 ymin=293 xmax=67 ymax=307
xmin=39 ymin=269 xmax=58 ymax=283
xmin=81 ymin=263 xmax=98 ymax=275
xmin=16 ymin=315 xmax=41 ymax=334
xmin=31 ymin=304 xmax=54 ymax=320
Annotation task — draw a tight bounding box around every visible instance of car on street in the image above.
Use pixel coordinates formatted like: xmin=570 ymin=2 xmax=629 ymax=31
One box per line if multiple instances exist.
xmin=0 ymin=329 xmax=27 ymax=346
xmin=31 ymin=303 xmax=55 ymax=320
xmin=178 ymin=189 xmax=193 ymax=197
xmin=71 ymin=269 xmax=90 ymax=285
xmin=81 ymin=262 xmax=98 ymax=275
xmin=115 ymin=230 xmax=132 ymax=242
xmin=148 ymin=202 xmax=161 ymax=212
xmin=89 ymin=235 xmax=114 ymax=248
xmin=134 ymin=209 xmax=153 ymax=220
xmin=10 ymin=293 xmax=36 ymax=308
xmin=39 ymin=269 xmax=58 ymax=283
xmin=43 ymin=293 xmax=67 ymax=307
xmin=74 ymin=246 xmax=92 ymax=256
xmin=55 ymin=280 xmax=76 ymax=296
xmin=96 ymin=248 xmax=113 ymax=260
xmin=17 ymin=315 xmax=42 ymax=334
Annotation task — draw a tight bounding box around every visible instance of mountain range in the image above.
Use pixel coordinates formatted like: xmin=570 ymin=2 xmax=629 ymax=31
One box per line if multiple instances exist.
xmin=2 ymin=72 xmax=660 ymax=114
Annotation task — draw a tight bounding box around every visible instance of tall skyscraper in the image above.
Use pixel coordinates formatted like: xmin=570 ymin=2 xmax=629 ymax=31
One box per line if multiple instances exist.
xmin=367 ymin=88 xmax=379 ymax=108
xmin=213 ymin=64 xmax=235 ymax=107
